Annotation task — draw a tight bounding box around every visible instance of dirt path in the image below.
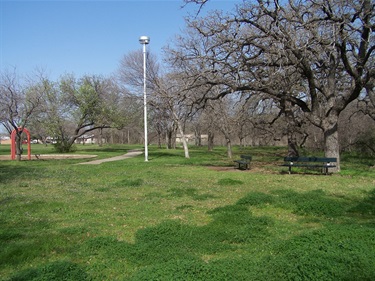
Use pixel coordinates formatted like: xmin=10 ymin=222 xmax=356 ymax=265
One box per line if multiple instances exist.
xmin=78 ymin=149 xmax=143 ymax=165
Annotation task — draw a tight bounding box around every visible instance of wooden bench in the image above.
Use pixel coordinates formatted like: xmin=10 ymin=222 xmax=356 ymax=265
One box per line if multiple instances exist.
xmin=282 ymin=156 xmax=337 ymax=174
xmin=234 ymin=155 xmax=252 ymax=170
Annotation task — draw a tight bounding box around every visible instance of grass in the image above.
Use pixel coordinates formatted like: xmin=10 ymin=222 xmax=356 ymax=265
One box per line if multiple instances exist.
xmin=0 ymin=144 xmax=374 ymax=280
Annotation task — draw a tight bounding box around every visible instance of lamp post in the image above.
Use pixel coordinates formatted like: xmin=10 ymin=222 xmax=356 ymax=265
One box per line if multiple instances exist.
xmin=139 ymin=36 xmax=150 ymax=161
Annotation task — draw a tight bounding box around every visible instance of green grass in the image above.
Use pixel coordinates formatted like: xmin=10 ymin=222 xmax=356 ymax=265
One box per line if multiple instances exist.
xmin=0 ymin=144 xmax=374 ymax=280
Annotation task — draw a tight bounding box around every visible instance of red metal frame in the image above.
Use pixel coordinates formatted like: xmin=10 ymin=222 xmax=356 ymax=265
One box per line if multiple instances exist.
xmin=11 ymin=128 xmax=31 ymax=160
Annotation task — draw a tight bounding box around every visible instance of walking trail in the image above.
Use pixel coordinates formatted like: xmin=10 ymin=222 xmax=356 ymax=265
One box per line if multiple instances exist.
xmin=78 ymin=149 xmax=143 ymax=165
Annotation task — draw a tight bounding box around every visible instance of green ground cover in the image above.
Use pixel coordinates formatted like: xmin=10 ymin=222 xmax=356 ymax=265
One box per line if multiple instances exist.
xmin=0 ymin=144 xmax=374 ymax=280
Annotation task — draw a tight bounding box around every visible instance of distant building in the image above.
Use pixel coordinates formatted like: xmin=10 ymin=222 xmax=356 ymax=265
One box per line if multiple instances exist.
xmin=176 ymin=134 xmax=208 ymax=145
xmin=0 ymin=135 xmax=11 ymax=145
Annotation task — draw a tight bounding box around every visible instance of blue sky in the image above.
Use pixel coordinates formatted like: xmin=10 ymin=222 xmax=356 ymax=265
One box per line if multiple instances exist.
xmin=0 ymin=0 xmax=240 ymax=81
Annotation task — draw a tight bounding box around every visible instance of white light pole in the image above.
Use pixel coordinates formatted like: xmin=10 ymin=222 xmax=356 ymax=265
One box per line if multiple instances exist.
xmin=139 ymin=36 xmax=150 ymax=161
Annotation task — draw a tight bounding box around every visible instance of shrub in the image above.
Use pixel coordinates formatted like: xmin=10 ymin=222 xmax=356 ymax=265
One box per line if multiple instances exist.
xmin=53 ymin=140 xmax=76 ymax=153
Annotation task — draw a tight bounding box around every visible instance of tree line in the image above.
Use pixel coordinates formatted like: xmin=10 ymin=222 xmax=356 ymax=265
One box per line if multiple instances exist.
xmin=1 ymin=0 xmax=374 ymax=171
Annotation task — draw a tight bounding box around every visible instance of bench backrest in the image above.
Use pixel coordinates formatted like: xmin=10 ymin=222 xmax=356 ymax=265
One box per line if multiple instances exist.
xmin=240 ymin=155 xmax=252 ymax=160
xmin=284 ymin=156 xmax=337 ymax=163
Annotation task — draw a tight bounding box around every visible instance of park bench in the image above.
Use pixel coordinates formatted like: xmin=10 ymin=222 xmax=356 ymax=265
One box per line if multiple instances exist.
xmin=234 ymin=155 xmax=252 ymax=170
xmin=282 ymin=156 xmax=337 ymax=175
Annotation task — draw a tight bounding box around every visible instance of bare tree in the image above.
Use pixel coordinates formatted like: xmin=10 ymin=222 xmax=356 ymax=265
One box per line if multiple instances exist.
xmin=119 ymin=49 xmax=193 ymax=158
xmin=150 ymin=72 xmax=193 ymax=158
xmin=0 ymin=69 xmax=46 ymax=160
xmin=358 ymin=79 xmax=375 ymax=121
xmin=118 ymin=50 xmax=160 ymax=91
xmin=339 ymin=96 xmax=375 ymax=155
xmin=204 ymin=94 xmax=239 ymax=158
xmin=153 ymin=107 xmax=177 ymax=149
xmin=196 ymin=108 xmax=216 ymax=151
xmin=118 ymin=50 xmax=161 ymax=146
xmin=171 ymin=0 xmax=374 ymax=171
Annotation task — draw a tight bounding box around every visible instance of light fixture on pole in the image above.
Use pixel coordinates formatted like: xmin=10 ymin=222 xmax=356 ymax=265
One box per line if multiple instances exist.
xmin=139 ymin=36 xmax=150 ymax=161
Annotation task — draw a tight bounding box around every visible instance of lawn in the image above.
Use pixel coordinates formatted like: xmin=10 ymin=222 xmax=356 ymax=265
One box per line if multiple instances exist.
xmin=0 ymin=144 xmax=374 ymax=280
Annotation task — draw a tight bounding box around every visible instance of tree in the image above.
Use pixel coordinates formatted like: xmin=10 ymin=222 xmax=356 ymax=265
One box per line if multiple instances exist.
xmin=338 ymin=93 xmax=375 ymax=155
xmin=118 ymin=50 xmax=161 ymax=147
xmin=359 ymin=78 xmax=375 ymax=121
xmin=0 ymin=70 xmax=46 ymax=160
xmin=207 ymin=94 xmax=238 ymax=158
xmin=172 ymin=0 xmax=375 ymax=171
xmin=118 ymin=50 xmax=192 ymax=158
xmin=150 ymin=72 xmax=192 ymax=158
xmin=36 ymin=75 xmax=127 ymax=152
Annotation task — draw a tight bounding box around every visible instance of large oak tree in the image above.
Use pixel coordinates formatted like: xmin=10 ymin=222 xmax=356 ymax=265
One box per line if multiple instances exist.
xmin=173 ymin=0 xmax=374 ymax=171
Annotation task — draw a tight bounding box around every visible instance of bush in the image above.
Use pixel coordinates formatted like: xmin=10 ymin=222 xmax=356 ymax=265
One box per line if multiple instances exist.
xmin=53 ymin=140 xmax=76 ymax=153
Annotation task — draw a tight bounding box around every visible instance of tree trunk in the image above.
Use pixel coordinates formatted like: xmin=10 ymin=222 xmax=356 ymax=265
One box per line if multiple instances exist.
xmin=226 ymin=138 xmax=233 ymax=159
xmin=157 ymin=130 xmax=162 ymax=148
xmin=166 ymin=129 xmax=173 ymax=149
xmin=239 ymin=137 xmax=245 ymax=148
xmin=178 ymin=129 xmax=190 ymax=159
xmin=207 ymin=131 xmax=214 ymax=152
xmin=15 ymin=133 xmax=22 ymax=161
xmin=287 ymin=126 xmax=300 ymax=157
xmin=284 ymin=98 xmax=300 ymax=157
xmin=194 ymin=127 xmax=202 ymax=146
xmin=287 ymin=138 xmax=299 ymax=157
xmin=323 ymin=123 xmax=340 ymax=172
xmin=98 ymin=128 xmax=103 ymax=146
xmin=174 ymin=113 xmax=190 ymax=158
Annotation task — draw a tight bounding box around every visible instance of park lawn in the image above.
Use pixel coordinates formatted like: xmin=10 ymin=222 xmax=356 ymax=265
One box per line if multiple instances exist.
xmin=0 ymin=144 xmax=374 ymax=280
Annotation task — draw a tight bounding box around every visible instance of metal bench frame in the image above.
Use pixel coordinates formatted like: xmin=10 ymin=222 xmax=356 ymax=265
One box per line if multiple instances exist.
xmin=234 ymin=155 xmax=252 ymax=170
xmin=282 ymin=156 xmax=337 ymax=174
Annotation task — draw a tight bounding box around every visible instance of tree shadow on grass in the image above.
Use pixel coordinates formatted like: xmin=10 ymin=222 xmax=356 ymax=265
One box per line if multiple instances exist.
xmin=0 ymin=200 xmax=63 ymax=268
xmin=269 ymin=189 xmax=348 ymax=217
xmin=4 ymin=261 xmax=90 ymax=281
xmin=141 ymin=187 xmax=217 ymax=202
xmin=5 ymin=189 xmax=375 ymax=280
xmin=80 ymin=204 xmax=273 ymax=280
xmin=0 ymin=165 xmax=47 ymax=184
xmin=348 ymin=188 xmax=375 ymax=217
xmin=1 ymin=198 xmax=93 ymax=281
xmin=123 ymin=189 xmax=375 ymax=280
xmin=166 ymin=187 xmax=217 ymax=201
xmin=123 ymin=190 xmax=374 ymax=279
xmin=260 ymin=223 xmax=375 ymax=280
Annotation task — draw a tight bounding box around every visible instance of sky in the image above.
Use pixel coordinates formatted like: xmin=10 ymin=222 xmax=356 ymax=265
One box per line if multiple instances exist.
xmin=0 ymin=0 xmax=241 ymax=81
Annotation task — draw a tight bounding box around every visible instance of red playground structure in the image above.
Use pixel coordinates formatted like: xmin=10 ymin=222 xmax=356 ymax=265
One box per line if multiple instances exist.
xmin=11 ymin=128 xmax=31 ymax=160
